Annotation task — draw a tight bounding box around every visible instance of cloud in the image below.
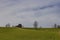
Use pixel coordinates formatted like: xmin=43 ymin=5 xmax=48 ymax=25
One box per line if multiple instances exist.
xmin=0 ymin=0 xmax=60 ymax=27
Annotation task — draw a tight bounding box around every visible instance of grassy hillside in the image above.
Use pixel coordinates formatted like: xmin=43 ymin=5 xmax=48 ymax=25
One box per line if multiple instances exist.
xmin=0 ymin=27 xmax=60 ymax=40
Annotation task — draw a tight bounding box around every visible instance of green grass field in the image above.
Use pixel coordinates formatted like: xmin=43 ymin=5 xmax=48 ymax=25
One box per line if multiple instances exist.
xmin=0 ymin=27 xmax=60 ymax=40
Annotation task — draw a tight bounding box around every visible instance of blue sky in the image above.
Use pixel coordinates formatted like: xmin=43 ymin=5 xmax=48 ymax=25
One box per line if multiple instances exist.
xmin=0 ymin=0 xmax=60 ymax=27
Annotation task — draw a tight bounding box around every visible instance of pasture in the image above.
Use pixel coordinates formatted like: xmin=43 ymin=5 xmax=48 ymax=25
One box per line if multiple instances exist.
xmin=0 ymin=27 xmax=60 ymax=40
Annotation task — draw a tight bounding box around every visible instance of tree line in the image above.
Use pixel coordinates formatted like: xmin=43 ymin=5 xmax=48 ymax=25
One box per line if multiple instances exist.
xmin=54 ymin=24 xmax=60 ymax=28
xmin=5 ymin=21 xmax=60 ymax=29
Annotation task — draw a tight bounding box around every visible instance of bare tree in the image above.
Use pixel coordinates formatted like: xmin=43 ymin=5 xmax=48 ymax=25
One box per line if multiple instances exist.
xmin=54 ymin=24 xmax=57 ymax=28
xmin=33 ymin=21 xmax=38 ymax=30
xmin=40 ymin=26 xmax=42 ymax=28
xmin=5 ymin=23 xmax=10 ymax=27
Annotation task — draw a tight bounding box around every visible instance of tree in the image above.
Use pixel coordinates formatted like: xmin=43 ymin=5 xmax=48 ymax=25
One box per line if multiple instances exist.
xmin=57 ymin=25 xmax=60 ymax=28
xmin=40 ymin=26 xmax=42 ymax=28
xmin=5 ymin=23 xmax=10 ymax=27
xmin=33 ymin=21 xmax=38 ymax=30
xmin=16 ymin=24 xmax=22 ymax=28
xmin=54 ymin=24 xmax=57 ymax=28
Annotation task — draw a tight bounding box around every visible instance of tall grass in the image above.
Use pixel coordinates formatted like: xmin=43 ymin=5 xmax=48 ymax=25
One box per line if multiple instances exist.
xmin=0 ymin=27 xmax=59 ymax=40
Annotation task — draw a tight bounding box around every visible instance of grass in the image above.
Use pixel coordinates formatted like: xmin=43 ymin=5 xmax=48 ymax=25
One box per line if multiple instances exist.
xmin=0 ymin=27 xmax=60 ymax=40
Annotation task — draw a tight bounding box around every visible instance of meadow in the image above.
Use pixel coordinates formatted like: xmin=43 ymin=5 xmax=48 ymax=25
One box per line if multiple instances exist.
xmin=0 ymin=27 xmax=60 ymax=40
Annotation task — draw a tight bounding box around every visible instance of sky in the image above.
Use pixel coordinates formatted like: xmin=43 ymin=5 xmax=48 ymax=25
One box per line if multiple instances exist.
xmin=0 ymin=0 xmax=60 ymax=28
